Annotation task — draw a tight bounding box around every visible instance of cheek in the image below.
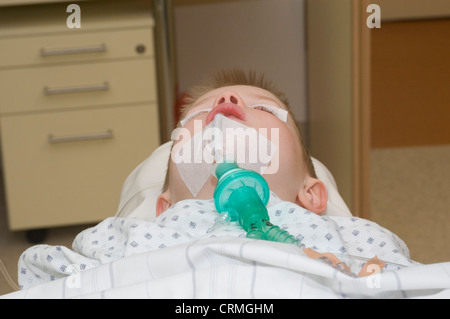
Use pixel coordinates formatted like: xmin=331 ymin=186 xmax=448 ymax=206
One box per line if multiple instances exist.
xmin=167 ymin=160 xmax=191 ymax=202
xmin=266 ymin=122 xmax=300 ymax=160
xmin=281 ymin=130 xmax=303 ymax=174
xmin=265 ymin=124 xmax=304 ymax=181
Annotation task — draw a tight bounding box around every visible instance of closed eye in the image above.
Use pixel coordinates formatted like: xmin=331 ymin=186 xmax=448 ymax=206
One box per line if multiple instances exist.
xmin=253 ymin=105 xmax=275 ymax=115
xmin=248 ymin=104 xmax=289 ymax=123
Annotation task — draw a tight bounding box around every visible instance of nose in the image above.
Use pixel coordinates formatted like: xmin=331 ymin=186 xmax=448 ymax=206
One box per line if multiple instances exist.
xmin=213 ymin=91 xmax=245 ymax=108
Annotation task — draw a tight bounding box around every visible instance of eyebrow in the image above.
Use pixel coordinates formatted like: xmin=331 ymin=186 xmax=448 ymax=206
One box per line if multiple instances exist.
xmin=254 ymin=96 xmax=286 ymax=109
xmin=242 ymin=89 xmax=288 ymax=110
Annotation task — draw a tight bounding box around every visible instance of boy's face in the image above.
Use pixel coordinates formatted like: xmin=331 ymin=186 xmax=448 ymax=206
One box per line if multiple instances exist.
xmin=166 ymin=85 xmax=308 ymax=204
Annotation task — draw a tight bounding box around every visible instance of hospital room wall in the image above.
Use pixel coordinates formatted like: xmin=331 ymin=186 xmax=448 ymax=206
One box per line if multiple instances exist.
xmin=306 ymin=0 xmax=358 ymax=214
xmin=173 ymin=0 xmax=308 ymax=130
xmin=368 ymin=4 xmax=450 ymax=263
xmin=307 ymin=0 xmax=450 ymax=218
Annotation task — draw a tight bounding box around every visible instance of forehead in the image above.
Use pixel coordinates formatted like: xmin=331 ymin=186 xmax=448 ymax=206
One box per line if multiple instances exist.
xmin=192 ymin=85 xmax=286 ymax=108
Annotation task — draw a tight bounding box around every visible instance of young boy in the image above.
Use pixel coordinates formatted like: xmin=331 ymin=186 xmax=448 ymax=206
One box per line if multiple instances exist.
xmin=157 ymin=68 xmax=327 ymax=217
xmin=17 ymin=69 xmax=415 ymax=290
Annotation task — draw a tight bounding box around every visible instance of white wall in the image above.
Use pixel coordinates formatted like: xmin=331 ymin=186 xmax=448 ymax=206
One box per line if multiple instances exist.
xmin=174 ymin=0 xmax=307 ymax=124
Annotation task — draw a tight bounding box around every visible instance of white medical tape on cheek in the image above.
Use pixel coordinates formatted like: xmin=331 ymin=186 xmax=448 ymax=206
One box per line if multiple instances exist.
xmin=174 ymin=114 xmax=278 ymax=197
xmin=248 ymin=104 xmax=288 ymax=123
xmin=179 ymin=108 xmax=212 ymax=127
xmin=172 ymin=121 xmax=214 ymax=197
xmin=215 ymin=114 xmax=278 ymax=173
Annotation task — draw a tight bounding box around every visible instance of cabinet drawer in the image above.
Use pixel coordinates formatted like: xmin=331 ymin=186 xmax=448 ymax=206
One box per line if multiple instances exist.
xmin=0 ymin=59 xmax=157 ymax=114
xmin=1 ymin=104 xmax=160 ymax=230
xmin=0 ymin=28 xmax=154 ymax=68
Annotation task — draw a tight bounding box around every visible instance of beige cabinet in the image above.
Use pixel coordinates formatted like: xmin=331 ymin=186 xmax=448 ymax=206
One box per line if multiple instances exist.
xmin=0 ymin=1 xmax=160 ymax=231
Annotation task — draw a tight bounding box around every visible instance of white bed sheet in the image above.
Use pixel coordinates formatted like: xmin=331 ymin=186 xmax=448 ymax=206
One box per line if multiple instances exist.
xmin=3 ymin=141 xmax=449 ymax=299
xmin=13 ymin=196 xmax=415 ymax=289
xmin=4 ymin=236 xmax=450 ymax=299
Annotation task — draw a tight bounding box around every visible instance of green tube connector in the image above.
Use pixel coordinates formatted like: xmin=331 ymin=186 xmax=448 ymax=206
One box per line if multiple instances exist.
xmin=213 ymin=161 xmax=302 ymax=247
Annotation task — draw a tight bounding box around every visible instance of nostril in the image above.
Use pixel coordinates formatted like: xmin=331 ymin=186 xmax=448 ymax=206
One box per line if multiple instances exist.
xmin=215 ymin=92 xmax=241 ymax=106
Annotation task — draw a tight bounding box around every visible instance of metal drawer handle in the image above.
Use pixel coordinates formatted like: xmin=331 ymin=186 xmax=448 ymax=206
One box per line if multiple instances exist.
xmin=44 ymin=82 xmax=109 ymax=95
xmin=48 ymin=129 xmax=113 ymax=144
xmin=40 ymin=44 xmax=107 ymax=56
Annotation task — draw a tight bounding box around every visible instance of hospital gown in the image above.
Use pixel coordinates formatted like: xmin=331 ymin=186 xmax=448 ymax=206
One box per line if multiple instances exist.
xmin=18 ymin=192 xmax=417 ymax=289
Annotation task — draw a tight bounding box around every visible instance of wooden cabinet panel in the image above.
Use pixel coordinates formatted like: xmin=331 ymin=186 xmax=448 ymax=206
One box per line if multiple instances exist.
xmin=0 ymin=1 xmax=160 ymax=231
xmin=0 ymin=28 xmax=154 ymax=68
xmin=2 ymin=105 xmax=159 ymax=230
xmin=0 ymin=59 xmax=157 ymax=114
xmin=371 ymin=19 xmax=450 ymax=148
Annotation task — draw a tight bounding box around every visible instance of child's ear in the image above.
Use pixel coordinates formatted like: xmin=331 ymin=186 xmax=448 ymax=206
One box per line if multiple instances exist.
xmin=296 ymin=177 xmax=328 ymax=215
xmin=156 ymin=191 xmax=173 ymax=217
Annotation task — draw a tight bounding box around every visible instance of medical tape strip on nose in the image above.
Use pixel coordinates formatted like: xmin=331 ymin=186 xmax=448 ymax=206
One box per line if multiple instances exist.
xmin=173 ymin=114 xmax=278 ymax=197
xmin=178 ymin=105 xmax=288 ymax=127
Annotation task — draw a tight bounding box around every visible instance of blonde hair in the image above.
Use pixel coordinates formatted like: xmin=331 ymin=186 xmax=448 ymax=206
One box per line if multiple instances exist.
xmin=163 ymin=69 xmax=316 ymax=193
xmin=180 ymin=69 xmax=290 ymax=120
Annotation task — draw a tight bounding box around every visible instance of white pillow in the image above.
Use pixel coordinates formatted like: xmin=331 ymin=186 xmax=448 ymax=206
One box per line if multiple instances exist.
xmin=115 ymin=141 xmax=352 ymax=220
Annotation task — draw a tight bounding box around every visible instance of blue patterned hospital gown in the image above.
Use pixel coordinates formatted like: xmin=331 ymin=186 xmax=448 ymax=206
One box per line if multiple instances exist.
xmin=18 ymin=193 xmax=417 ymax=289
